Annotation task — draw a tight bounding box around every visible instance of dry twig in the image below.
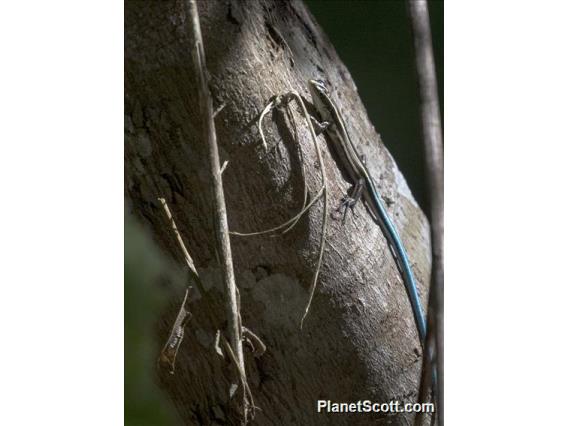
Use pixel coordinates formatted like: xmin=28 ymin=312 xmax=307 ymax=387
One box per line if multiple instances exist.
xmin=407 ymin=1 xmax=444 ymax=424
xmin=185 ymin=0 xmax=248 ymax=421
xmin=230 ymin=90 xmax=329 ymax=328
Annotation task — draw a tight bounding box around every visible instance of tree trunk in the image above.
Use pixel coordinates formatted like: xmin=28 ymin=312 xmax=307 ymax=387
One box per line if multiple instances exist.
xmin=125 ymin=1 xmax=432 ymax=425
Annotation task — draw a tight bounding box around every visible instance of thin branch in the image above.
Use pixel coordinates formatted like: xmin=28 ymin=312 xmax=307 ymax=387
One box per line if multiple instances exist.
xmin=230 ymin=90 xmax=329 ymax=329
xmin=230 ymin=94 xmax=319 ymax=237
xmin=407 ymin=1 xmax=444 ymax=425
xmin=281 ymin=98 xmax=310 ymax=232
xmin=185 ymin=0 xmax=247 ymax=421
xmin=158 ymin=197 xmax=205 ymax=295
xmin=415 ymin=324 xmax=436 ymax=425
xmin=221 ymin=335 xmax=260 ymax=419
xmin=230 ymin=187 xmax=323 ymax=237
xmin=257 ymin=98 xmax=274 ymax=151
xmin=286 ymin=91 xmax=329 ymax=330
xmin=156 ymin=197 xmax=204 ymax=375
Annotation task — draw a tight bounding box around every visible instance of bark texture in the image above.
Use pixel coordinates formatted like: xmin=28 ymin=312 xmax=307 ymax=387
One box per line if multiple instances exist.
xmin=125 ymin=1 xmax=432 ymax=424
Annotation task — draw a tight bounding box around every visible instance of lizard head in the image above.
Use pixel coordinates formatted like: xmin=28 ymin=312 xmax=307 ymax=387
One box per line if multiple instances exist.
xmin=308 ymin=79 xmax=329 ymax=96
xmin=308 ymin=79 xmax=333 ymax=121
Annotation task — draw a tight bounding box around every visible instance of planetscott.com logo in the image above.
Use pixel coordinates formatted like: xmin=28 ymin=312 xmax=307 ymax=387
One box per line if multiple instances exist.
xmin=317 ymin=400 xmax=435 ymax=414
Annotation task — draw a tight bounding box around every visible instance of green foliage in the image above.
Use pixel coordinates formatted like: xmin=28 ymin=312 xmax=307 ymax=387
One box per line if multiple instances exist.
xmin=124 ymin=214 xmax=182 ymax=426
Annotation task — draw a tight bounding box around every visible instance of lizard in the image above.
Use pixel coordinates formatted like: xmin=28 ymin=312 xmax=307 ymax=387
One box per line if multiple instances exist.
xmin=307 ymin=78 xmax=428 ymax=346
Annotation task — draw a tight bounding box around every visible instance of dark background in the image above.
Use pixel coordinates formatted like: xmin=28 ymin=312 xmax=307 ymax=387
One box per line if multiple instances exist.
xmin=305 ymin=0 xmax=443 ymax=211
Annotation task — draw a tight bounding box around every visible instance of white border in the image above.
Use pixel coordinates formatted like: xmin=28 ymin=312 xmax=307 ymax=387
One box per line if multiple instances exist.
xmin=446 ymin=1 xmax=568 ymax=423
xmin=0 ymin=1 xmax=123 ymax=424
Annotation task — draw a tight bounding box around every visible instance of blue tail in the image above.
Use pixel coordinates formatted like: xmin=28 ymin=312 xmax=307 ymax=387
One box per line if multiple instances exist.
xmin=366 ymin=182 xmax=427 ymax=344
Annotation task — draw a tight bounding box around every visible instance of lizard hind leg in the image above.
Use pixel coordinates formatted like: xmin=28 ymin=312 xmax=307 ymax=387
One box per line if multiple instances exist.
xmin=339 ymin=196 xmax=357 ymax=224
xmin=338 ymin=177 xmax=365 ymax=225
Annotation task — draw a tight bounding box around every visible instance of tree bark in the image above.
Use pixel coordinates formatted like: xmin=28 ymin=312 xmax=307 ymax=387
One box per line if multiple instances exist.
xmin=125 ymin=1 xmax=432 ymax=425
